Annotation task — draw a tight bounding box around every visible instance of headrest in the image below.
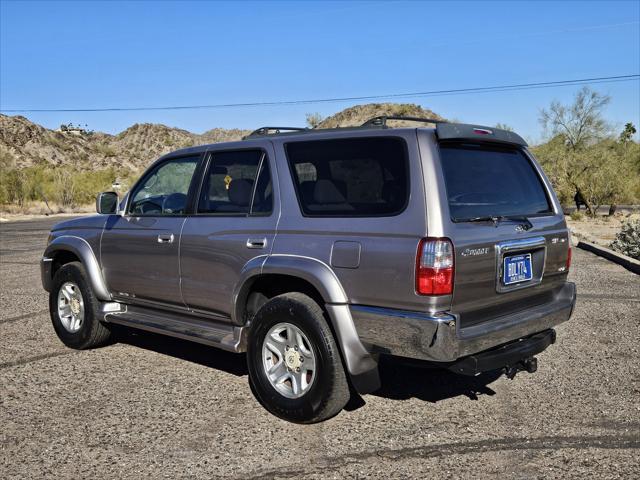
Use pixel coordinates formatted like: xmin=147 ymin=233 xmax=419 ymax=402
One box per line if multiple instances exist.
xmin=314 ymin=179 xmax=346 ymax=204
xmin=228 ymin=179 xmax=253 ymax=207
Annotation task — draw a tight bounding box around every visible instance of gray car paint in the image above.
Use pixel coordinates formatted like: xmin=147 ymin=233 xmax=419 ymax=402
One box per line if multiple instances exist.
xmin=101 ymin=215 xmax=187 ymax=306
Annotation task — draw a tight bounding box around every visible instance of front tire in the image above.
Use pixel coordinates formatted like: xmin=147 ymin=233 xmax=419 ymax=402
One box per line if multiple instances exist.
xmin=49 ymin=261 xmax=112 ymax=349
xmin=247 ymin=292 xmax=350 ymax=423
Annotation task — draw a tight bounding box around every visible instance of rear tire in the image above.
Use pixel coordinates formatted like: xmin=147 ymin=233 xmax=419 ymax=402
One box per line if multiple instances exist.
xmin=49 ymin=261 xmax=112 ymax=349
xmin=247 ymin=292 xmax=350 ymax=423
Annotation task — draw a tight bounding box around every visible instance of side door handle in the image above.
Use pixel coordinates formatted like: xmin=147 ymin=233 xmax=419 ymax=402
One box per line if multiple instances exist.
xmin=157 ymin=233 xmax=175 ymax=244
xmin=246 ymin=238 xmax=267 ymax=249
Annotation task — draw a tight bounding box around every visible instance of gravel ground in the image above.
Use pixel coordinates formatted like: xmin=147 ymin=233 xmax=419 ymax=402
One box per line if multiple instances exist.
xmin=1 ymin=218 xmax=638 ymax=479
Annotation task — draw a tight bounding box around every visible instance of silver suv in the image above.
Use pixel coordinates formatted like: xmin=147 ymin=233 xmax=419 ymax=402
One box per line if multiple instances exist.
xmin=41 ymin=116 xmax=576 ymax=423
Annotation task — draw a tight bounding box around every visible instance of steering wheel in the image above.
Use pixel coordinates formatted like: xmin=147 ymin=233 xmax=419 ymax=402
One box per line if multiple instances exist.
xmin=162 ymin=193 xmax=188 ymax=214
xmin=132 ymin=197 xmax=162 ymax=215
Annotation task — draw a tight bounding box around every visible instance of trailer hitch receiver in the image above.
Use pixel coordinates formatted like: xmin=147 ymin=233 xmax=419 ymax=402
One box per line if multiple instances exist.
xmin=504 ymin=356 xmax=538 ymax=380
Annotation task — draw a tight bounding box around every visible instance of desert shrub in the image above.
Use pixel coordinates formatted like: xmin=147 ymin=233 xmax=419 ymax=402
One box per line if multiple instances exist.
xmin=570 ymin=211 xmax=583 ymax=221
xmin=94 ymin=142 xmax=117 ymax=157
xmin=610 ymin=219 xmax=640 ymax=260
xmin=0 ymin=167 xmax=27 ymax=205
xmin=305 ymin=112 xmax=325 ymax=128
xmin=0 ymin=148 xmax=16 ymax=168
xmin=0 ymin=164 xmax=134 ymax=211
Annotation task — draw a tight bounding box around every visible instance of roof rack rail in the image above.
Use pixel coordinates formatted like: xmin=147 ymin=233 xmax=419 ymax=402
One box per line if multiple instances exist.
xmin=243 ymin=126 xmax=309 ymax=139
xmin=361 ymin=116 xmax=449 ymax=127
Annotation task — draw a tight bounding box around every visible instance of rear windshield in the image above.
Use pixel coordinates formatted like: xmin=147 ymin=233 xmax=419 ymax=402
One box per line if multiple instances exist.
xmin=439 ymin=144 xmax=552 ymax=221
xmin=285 ymin=137 xmax=408 ymax=217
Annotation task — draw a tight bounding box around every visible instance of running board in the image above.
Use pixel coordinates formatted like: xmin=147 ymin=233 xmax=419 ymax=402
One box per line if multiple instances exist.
xmin=103 ymin=305 xmax=246 ymax=352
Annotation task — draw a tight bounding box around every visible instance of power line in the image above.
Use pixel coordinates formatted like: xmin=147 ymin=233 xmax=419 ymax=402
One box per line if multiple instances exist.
xmin=1 ymin=74 xmax=638 ymax=113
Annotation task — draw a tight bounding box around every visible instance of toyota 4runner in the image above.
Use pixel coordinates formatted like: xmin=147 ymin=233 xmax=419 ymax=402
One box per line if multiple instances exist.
xmin=41 ymin=116 xmax=576 ymax=423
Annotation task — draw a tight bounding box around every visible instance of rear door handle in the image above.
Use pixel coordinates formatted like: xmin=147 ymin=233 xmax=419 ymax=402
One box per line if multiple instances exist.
xmin=246 ymin=238 xmax=267 ymax=249
xmin=157 ymin=234 xmax=174 ymax=244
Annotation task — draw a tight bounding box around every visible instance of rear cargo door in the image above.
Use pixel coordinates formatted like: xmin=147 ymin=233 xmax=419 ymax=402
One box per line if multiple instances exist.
xmin=438 ymin=142 xmax=570 ymax=328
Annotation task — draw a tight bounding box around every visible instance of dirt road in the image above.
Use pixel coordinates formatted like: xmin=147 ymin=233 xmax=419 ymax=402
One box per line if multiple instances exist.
xmin=1 ymin=218 xmax=638 ymax=479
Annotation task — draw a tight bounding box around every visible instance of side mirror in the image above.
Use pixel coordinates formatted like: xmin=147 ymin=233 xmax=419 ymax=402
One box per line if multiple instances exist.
xmin=96 ymin=191 xmax=118 ymax=214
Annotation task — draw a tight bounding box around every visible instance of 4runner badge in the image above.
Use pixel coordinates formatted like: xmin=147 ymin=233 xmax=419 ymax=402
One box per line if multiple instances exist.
xmin=461 ymin=247 xmax=490 ymax=257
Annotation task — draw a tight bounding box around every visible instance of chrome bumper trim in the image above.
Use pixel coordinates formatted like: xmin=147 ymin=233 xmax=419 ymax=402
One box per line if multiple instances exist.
xmin=40 ymin=257 xmax=53 ymax=292
xmin=350 ymin=282 xmax=576 ymax=362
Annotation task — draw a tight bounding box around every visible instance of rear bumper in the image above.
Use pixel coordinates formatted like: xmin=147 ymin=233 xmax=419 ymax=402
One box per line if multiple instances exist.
xmin=350 ymin=281 xmax=576 ymax=363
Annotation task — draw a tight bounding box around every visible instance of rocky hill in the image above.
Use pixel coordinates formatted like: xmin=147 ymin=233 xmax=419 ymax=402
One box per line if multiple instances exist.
xmin=0 ymin=115 xmax=251 ymax=172
xmin=0 ymin=103 xmax=445 ymax=172
xmin=316 ymin=103 xmax=445 ymax=128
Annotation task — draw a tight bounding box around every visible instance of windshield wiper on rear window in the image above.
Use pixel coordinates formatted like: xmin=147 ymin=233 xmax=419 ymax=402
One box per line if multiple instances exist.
xmin=453 ymin=215 xmax=499 ymax=224
xmin=454 ymin=215 xmax=533 ymax=230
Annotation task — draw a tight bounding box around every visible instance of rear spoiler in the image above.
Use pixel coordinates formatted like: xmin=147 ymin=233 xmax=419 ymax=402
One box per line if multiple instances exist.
xmin=436 ymin=123 xmax=527 ymax=147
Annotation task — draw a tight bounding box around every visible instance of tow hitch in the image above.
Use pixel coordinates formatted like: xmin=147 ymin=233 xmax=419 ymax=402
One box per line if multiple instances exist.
xmin=447 ymin=330 xmax=554 ymax=377
xmin=503 ymin=356 xmax=537 ymax=380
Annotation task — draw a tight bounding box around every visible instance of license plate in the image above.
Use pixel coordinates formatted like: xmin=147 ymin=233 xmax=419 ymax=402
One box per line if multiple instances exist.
xmin=503 ymin=253 xmax=533 ymax=285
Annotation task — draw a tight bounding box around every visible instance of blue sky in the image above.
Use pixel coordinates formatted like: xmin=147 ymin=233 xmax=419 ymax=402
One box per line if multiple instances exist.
xmin=1 ymin=0 xmax=639 ymax=144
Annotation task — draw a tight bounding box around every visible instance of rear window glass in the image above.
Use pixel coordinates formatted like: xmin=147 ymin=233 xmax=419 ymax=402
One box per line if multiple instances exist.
xmin=439 ymin=144 xmax=552 ymax=221
xmin=285 ymin=137 xmax=408 ymax=217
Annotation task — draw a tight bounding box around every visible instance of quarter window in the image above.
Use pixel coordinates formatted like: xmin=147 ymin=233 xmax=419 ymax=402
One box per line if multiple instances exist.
xmin=285 ymin=137 xmax=409 ymax=217
xmin=197 ymin=150 xmax=273 ymax=215
xmin=129 ymin=156 xmax=199 ymax=215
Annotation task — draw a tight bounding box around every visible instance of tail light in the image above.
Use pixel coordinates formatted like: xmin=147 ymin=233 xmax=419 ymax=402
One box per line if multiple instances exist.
xmin=566 ymin=241 xmax=572 ymax=271
xmin=416 ymin=238 xmax=454 ymax=295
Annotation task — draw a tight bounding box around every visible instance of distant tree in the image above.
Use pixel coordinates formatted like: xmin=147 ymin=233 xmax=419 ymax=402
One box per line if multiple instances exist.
xmin=305 ymin=112 xmax=324 ymax=128
xmin=536 ymin=87 xmax=619 ymax=215
xmin=619 ymin=122 xmax=637 ymax=143
xmin=538 ymin=136 xmax=636 ymax=215
xmin=540 ymin=87 xmax=611 ymax=150
xmin=494 ymin=123 xmax=513 ymax=131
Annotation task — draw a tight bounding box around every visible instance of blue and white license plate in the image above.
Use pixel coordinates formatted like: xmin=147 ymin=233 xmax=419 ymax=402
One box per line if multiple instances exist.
xmin=503 ymin=253 xmax=533 ymax=285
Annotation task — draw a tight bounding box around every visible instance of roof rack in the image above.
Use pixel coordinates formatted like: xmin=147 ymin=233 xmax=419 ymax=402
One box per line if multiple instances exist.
xmin=243 ymin=126 xmax=309 ymax=139
xmin=361 ymin=115 xmax=449 ymax=127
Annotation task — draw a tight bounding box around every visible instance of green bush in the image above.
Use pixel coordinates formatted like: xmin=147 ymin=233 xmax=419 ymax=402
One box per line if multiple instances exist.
xmin=570 ymin=211 xmax=583 ymax=221
xmin=0 ymin=164 xmax=133 ymax=209
xmin=610 ymin=219 xmax=640 ymax=260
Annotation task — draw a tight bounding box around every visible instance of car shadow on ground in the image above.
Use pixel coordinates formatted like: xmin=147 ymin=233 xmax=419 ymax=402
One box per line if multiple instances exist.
xmin=113 ymin=326 xmax=248 ymax=377
xmin=368 ymin=355 xmax=501 ymax=403
xmin=114 ymin=326 xmax=502 ymax=408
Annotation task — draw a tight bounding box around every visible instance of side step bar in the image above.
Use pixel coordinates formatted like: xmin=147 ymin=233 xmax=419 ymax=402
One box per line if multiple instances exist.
xmin=103 ymin=304 xmax=246 ymax=352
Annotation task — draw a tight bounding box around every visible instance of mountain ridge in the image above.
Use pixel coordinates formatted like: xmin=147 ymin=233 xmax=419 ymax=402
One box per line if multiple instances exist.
xmin=0 ymin=103 xmax=445 ymax=172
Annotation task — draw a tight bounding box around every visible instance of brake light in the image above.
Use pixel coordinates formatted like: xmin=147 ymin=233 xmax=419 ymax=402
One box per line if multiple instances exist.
xmin=566 ymin=244 xmax=572 ymax=271
xmin=416 ymin=238 xmax=454 ymax=295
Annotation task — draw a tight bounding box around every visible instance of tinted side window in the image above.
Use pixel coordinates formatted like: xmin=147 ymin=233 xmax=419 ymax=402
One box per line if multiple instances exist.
xmin=129 ymin=156 xmax=199 ymax=215
xmin=286 ymin=137 xmax=408 ymax=217
xmin=439 ymin=144 xmax=552 ymax=220
xmin=197 ymin=150 xmax=272 ymax=215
